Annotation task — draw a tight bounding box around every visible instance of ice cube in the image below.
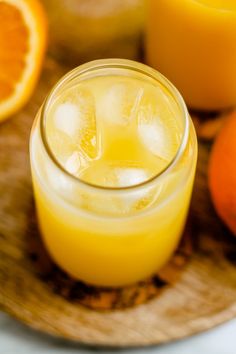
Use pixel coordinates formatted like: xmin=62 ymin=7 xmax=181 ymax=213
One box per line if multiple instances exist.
xmin=82 ymin=165 xmax=148 ymax=188
xmin=96 ymin=82 xmax=143 ymax=126
xmin=84 ymin=194 xmax=122 ymax=216
xmin=54 ymin=102 xmax=81 ymax=137
xmin=52 ymin=87 xmax=98 ymax=160
xmin=46 ymin=162 xmax=73 ymax=194
xmin=81 ymin=164 xmax=160 ymax=215
xmin=47 ymin=130 xmax=77 ymax=166
xmin=138 ymin=121 xmax=171 ymax=161
xmin=137 ymin=88 xmax=180 ymax=163
xmin=65 ymin=150 xmax=89 ymax=176
xmin=114 ymin=167 xmax=156 ymax=212
xmin=115 ymin=167 xmax=148 ymax=187
xmin=65 ymin=152 xmax=82 ymax=175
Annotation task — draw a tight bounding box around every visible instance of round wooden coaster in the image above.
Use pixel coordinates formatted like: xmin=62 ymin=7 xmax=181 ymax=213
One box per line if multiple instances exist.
xmin=0 ymin=58 xmax=236 ymax=347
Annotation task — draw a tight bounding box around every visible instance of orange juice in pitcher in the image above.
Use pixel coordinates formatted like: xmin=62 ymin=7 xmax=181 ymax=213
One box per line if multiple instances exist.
xmin=146 ymin=0 xmax=236 ymax=110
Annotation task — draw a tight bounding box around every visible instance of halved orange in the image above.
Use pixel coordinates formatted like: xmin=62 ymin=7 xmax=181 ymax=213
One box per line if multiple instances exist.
xmin=0 ymin=0 xmax=47 ymax=122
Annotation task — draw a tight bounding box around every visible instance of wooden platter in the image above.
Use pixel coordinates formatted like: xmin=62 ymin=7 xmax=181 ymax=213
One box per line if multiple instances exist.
xmin=0 ymin=58 xmax=236 ymax=348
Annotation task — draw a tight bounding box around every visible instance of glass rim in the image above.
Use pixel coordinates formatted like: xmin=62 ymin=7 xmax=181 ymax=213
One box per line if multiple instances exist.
xmin=40 ymin=58 xmax=190 ymax=193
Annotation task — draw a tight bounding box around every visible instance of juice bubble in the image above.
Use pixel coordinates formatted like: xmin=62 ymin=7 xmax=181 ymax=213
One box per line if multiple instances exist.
xmin=96 ymin=81 xmax=144 ymax=126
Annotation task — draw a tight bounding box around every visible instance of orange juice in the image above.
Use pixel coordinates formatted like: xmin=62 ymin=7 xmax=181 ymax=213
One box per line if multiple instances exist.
xmin=146 ymin=0 xmax=236 ymax=110
xmin=30 ymin=59 xmax=197 ymax=287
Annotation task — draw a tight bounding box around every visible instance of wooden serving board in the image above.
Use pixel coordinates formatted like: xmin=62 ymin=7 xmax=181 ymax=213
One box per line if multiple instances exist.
xmin=0 ymin=58 xmax=236 ymax=348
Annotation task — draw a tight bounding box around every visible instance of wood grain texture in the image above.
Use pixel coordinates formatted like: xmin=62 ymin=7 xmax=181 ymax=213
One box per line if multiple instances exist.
xmin=0 ymin=58 xmax=236 ymax=347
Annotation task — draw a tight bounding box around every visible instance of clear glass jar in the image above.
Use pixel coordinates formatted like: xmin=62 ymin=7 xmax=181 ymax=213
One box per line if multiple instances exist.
xmin=42 ymin=0 xmax=145 ymax=64
xmin=30 ymin=59 xmax=197 ymax=287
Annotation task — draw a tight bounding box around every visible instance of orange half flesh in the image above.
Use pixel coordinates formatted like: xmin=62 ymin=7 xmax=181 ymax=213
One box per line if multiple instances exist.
xmin=0 ymin=0 xmax=47 ymax=122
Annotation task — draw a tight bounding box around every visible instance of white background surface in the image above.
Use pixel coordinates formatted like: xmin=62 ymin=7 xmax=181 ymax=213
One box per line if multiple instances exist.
xmin=0 ymin=311 xmax=235 ymax=354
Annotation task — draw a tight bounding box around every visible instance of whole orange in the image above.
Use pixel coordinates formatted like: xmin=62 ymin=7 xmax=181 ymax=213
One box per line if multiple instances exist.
xmin=208 ymin=111 xmax=236 ymax=235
